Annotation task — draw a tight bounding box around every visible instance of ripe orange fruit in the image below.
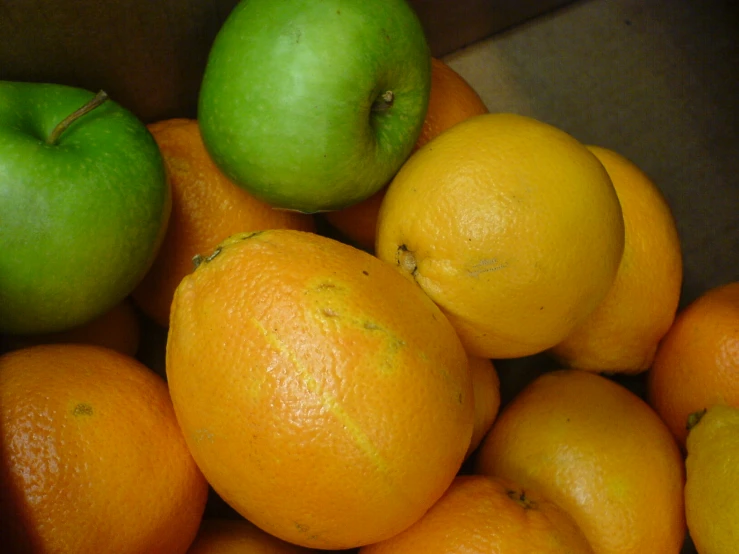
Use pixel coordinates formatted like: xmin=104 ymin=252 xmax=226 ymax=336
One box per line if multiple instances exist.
xmin=466 ymin=356 xmax=500 ymax=457
xmin=0 ymin=297 xmax=140 ymax=357
xmin=646 ymin=281 xmax=739 ymax=450
xmin=131 ymin=118 xmax=315 ymax=327
xmin=166 ymin=229 xmax=474 ymax=550
xmin=376 ymin=113 xmax=625 ymax=358
xmin=549 ymin=145 xmax=682 ymax=373
xmin=358 ymin=474 xmax=594 ymax=553
xmin=684 ymin=404 xmax=739 ymax=554
xmin=414 ymin=58 xmax=490 ymax=150
xmin=324 ymin=57 xmax=488 ymax=251
xmin=474 ymin=369 xmax=686 ymax=554
xmin=187 ymin=519 xmax=317 ymax=553
xmin=322 ymin=187 xmax=385 ymax=252
xmin=0 ymin=344 xmax=208 ymax=554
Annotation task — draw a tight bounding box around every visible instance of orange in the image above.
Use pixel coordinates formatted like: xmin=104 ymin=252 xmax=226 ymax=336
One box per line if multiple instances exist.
xmin=323 ymin=57 xmax=488 ymax=251
xmin=187 ymin=519 xmax=317 ymax=553
xmin=466 ymin=356 xmax=500 ymax=458
xmin=646 ymin=281 xmax=739 ymax=450
xmin=131 ymin=118 xmax=315 ymax=327
xmin=0 ymin=344 xmax=208 ymax=554
xmin=413 ymin=58 xmax=490 ymax=150
xmin=0 ymin=297 xmax=140 ymax=357
xmin=474 ymin=369 xmax=686 ymax=554
xmin=549 ymin=145 xmax=683 ymax=373
xmin=359 ymin=474 xmax=594 ymax=554
xmin=684 ymin=404 xmax=739 ymax=554
xmin=166 ymin=229 xmax=474 ymax=550
xmin=375 ymin=113 xmax=625 ymax=359
xmin=322 ymin=187 xmax=385 ymax=252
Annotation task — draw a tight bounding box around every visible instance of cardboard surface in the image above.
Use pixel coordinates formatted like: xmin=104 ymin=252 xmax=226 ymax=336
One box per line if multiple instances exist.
xmin=0 ymin=0 xmax=572 ymax=121
xmin=410 ymin=0 xmax=574 ymax=56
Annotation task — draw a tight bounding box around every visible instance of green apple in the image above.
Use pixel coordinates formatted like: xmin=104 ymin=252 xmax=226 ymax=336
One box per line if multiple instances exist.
xmin=0 ymin=81 xmax=170 ymax=335
xmin=198 ymin=0 xmax=431 ymax=213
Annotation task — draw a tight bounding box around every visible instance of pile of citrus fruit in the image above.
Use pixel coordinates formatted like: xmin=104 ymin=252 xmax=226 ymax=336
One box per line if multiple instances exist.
xmin=1 ymin=22 xmax=738 ymax=554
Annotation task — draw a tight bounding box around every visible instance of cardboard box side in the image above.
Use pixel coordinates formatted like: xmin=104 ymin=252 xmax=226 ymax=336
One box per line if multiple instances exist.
xmin=0 ymin=0 xmax=572 ymax=121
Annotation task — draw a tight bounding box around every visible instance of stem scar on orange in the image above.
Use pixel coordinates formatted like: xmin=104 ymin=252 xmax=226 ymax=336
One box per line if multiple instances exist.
xmin=132 ymin=118 xmax=315 ymax=328
xmin=475 ymin=369 xmax=686 ymax=554
xmin=376 ymin=113 xmax=625 ymax=359
xmin=166 ymin=229 xmax=475 ymax=550
xmin=359 ymin=474 xmax=594 ymax=554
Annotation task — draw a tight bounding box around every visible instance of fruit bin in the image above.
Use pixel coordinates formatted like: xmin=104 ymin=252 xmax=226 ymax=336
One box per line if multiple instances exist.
xmin=2 ymin=1 xmax=737 ymax=553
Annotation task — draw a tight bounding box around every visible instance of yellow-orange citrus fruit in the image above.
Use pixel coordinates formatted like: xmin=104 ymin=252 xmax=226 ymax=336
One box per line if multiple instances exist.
xmin=359 ymin=474 xmax=594 ymax=554
xmin=376 ymin=113 xmax=625 ymax=358
xmin=549 ymin=145 xmax=682 ymax=373
xmin=466 ymin=356 xmax=500 ymax=458
xmin=475 ymin=369 xmax=686 ymax=554
xmin=166 ymin=229 xmax=474 ymax=550
xmin=0 ymin=297 xmax=140 ymax=357
xmin=132 ymin=118 xmax=315 ymax=327
xmin=0 ymin=344 xmax=208 ymax=554
xmin=187 ymin=519 xmax=317 ymax=554
xmin=684 ymin=404 xmax=739 ymax=554
xmin=647 ymin=281 xmax=739 ymax=450
xmin=324 ymin=57 xmax=488 ymax=252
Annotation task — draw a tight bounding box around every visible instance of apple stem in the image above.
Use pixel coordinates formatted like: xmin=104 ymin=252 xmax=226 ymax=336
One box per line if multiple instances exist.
xmin=371 ymin=90 xmax=394 ymax=112
xmin=46 ymin=90 xmax=109 ymax=145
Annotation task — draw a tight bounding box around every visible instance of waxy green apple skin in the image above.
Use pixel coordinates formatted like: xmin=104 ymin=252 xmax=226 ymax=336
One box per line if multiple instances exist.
xmin=0 ymin=81 xmax=170 ymax=335
xmin=198 ymin=0 xmax=431 ymax=213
